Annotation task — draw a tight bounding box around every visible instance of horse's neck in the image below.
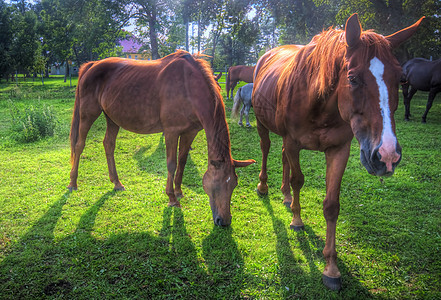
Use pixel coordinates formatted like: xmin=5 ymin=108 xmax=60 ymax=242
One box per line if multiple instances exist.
xmin=204 ymin=115 xmax=232 ymax=162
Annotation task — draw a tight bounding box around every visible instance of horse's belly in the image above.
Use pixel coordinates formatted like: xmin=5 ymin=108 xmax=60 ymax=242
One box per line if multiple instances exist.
xmin=107 ymin=110 xmax=163 ymax=134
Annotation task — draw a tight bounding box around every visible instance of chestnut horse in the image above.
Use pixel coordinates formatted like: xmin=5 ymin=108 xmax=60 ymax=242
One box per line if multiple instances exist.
xmin=226 ymin=65 xmax=254 ymax=100
xmin=68 ymin=50 xmax=254 ymax=227
xmin=253 ymin=14 xmax=423 ymax=290
xmin=401 ymin=57 xmax=441 ymax=123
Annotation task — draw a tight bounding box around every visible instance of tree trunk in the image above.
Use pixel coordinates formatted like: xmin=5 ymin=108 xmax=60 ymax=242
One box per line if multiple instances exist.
xmin=148 ymin=6 xmax=160 ymax=60
xmin=64 ymin=60 xmax=70 ymax=82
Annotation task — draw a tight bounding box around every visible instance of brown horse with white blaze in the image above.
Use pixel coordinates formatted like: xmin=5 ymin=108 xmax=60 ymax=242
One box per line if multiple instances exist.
xmin=68 ymin=50 xmax=254 ymax=227
xmin=252 ymin=14 xmax=423 ymax=290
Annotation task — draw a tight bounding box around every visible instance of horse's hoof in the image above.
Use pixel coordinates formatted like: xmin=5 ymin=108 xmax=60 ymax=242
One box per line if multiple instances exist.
xmin=322 ymin=274 xmax=342 ymax=291
xmin=168 ymin=201 xmax=181 ymax=208
xmin=175 ymin=192 xmax=184 ymax=199
xmin=421 ymin=119 xmax=427 ymax=124
xmin=246 ymin=124 xmax=252 ymax=128
xmin=114 ymin=186 xmax=126 ymax=191
xmin=282 ymin=194 xmax=292 ymax=208
xmin=404 ymin=118 xmax=410 ymax=122
xmin=238 ymin=122 xmax=243 ymax=126
xmin=67 ymin=186 xmax=77 ymax=192
xmin=256 ymin=183 xmax=268 ymax=196
xmin=290 ymin=224 xmax=305 ymax=231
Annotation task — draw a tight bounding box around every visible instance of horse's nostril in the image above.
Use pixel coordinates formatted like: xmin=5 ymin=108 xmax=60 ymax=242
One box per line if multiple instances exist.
xmin=214 ymin=216 xmax=224 ymax=227
xmin=371 ymin=148 xmax=381 ymax=162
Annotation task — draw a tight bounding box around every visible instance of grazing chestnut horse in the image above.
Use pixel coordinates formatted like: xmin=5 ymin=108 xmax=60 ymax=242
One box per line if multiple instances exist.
xmin=401 ymin=57 xmax=441 ymax=123
xmin=253 ymin=14 xmax=423 ymax=290
xmin=68 ymin=50 xmax=254 ymax=227
xmin=226 ymin=65 xmax=254 ymax=100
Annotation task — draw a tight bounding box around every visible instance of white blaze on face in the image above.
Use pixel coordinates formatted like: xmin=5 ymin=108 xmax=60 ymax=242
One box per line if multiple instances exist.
xmin=369 ymin=57 xmax=400 ymax=171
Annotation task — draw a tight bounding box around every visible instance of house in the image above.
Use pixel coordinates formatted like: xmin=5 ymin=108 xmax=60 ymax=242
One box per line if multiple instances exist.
xmin=119 ymin=35 xmax=151 ymax=60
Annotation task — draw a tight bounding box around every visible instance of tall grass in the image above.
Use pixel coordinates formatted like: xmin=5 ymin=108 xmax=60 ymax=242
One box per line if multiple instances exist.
xmin=0 ymin=77 xmax=440 ymax=299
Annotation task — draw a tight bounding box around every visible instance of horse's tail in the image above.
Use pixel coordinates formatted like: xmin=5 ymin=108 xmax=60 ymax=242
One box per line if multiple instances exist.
xmin=231 ymin=87 xmax=242 ymax=118
xmin=226 ymin=67 xmax=231 ymax=98
xmin=70 ymin=62 xmax=94 ymax=165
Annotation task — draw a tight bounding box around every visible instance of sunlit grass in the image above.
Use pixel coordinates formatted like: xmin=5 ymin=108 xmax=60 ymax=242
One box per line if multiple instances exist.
xmin=0 ymin=77 xmax=440 ymax=298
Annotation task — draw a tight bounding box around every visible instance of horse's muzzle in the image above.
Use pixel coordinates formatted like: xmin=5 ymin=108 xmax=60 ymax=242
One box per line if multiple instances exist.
xmin=213 ymin=214 xmax=231 ymax=227
xmin=360 ymin=142 xmax=401 ymax=177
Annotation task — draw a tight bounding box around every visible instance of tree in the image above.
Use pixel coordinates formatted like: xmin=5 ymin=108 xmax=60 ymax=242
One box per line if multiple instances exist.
xmin=0 ymin=0 xmax=13 ymax=81
xmin=9 ymin=3 xmax=40 ymax=78
xmin=132 ymin=0 xmax=165 ymax=60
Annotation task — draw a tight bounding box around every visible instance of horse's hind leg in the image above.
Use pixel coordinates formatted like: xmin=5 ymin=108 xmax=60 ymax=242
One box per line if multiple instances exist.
xmin=283 ymin=139 xmax=304 ymax=231
xmin=174 ymin=130 xmax=198 ymax=198
xmin=164 ymin=133 xmax=181 ymax=207
xmin=244 ymin=104 xmax=251 ymax=127
xmin=238 ymin=104 xmax=245 ymax=126
xmin=103 ymin=115 xmax=125 ymax=191
xmin=256 ymin=120 xmax=270 ymax=195
xmin=68 ymin=106 xmax=102 ymax=191
xmin=404 ymin=86 xmax=417 ymax=121
xmin=422 ymin=86 xmax=441 ymax=123
xmin=230 ymin=81 xmax=238 ymax=100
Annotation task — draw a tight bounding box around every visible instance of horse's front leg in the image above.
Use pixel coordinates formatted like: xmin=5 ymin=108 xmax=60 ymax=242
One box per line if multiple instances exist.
xmin=164 ymin=133 xmax=180 ymax=207
xmin=256 ymin=120 xmax=270 ymax=195
xmin=322 ymin=143 xmax=350 ymax=291
xmin=103 ymin=116 xmax=125 ymax=191
xmin=280 ymin=145 xmax=292 ymax=207
xmin=174 ymin=130 xmax=198 ymax=198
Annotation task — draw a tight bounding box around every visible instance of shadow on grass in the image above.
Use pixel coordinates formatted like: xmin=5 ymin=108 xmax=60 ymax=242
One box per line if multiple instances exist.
xmin=0 ymin=191 xmax=245 ymax=298
xmin=261 ymin=196 xmax=372 ymax=298
xmin=133 ymin=134 xmax=205 ymax=196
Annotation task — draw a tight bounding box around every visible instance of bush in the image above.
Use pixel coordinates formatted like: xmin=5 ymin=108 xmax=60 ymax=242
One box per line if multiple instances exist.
xmin=9 ymin=99 xmax=57 ymax=143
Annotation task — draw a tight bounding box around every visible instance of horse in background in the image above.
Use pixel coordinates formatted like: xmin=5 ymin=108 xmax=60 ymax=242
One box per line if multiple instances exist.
xmin=401 ymin=57 xmax=441 ymax=123
xmin=68 ymin=50 xmax=254 ymax=227
xmin=253 ymin=14 xmax=423 ymax=290
xmin=226 ymin=65 xmax=254 ymax=100
xmin=231 ymin=83 xmax=253 ymax=127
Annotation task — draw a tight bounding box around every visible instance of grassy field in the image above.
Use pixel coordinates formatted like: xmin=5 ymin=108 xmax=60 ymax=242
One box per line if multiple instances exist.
xmin=0 ymin=75 xmax=440 ymax=299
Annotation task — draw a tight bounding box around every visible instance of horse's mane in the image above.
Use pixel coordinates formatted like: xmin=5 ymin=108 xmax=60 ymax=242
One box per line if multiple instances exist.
xmin=178 ymin=51 xmax=232 ymax=160
xmin=279 ymin=28 xmax=397 ymax=98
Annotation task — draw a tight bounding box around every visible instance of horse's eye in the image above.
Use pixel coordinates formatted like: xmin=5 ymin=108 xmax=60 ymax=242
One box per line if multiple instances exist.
xmin=348 ymin=75 xmax=358 ymax=87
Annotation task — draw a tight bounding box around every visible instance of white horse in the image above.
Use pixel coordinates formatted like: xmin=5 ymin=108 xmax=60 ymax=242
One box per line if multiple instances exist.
xmin=231 ymin=83 xmax=253 ymax=127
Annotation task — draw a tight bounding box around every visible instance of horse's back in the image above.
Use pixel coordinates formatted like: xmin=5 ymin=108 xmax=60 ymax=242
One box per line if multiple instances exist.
xmin=404 ymin=57 xmax=441 ymax=90
xmin=77 ymin=52 xmax=211 ymax=134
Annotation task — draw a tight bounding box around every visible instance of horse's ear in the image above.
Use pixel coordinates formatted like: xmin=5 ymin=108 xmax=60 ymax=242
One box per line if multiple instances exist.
xmin=385 ymin=17 xmax=425 ymax=49
xmin=345 ymin=13 xmax=362 ymax=48
xmin=233 ymin=159 xmax=255 ymax=168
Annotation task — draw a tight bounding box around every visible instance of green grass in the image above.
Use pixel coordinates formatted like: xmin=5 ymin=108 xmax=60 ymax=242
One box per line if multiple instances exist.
xmin=0 ymin=76 xmax=440 ymax=299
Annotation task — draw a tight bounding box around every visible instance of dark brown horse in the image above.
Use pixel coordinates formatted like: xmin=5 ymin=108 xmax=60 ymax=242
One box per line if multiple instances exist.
xmin=68 ymin=50 xmax=254 ymax=227
xmin=252 ymin=14 xmax=423 ymax=290
xmin=401 ymin=57 xmax=441 ymax=123
xmin=226 ymin=65 xmax=254 ymax=100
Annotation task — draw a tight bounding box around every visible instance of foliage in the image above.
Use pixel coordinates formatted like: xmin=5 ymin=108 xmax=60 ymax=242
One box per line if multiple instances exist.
xmin=8 ymin=99 xmax=57 ymax=143
xmin=1 ymin=0 xmax=441 ymax=74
